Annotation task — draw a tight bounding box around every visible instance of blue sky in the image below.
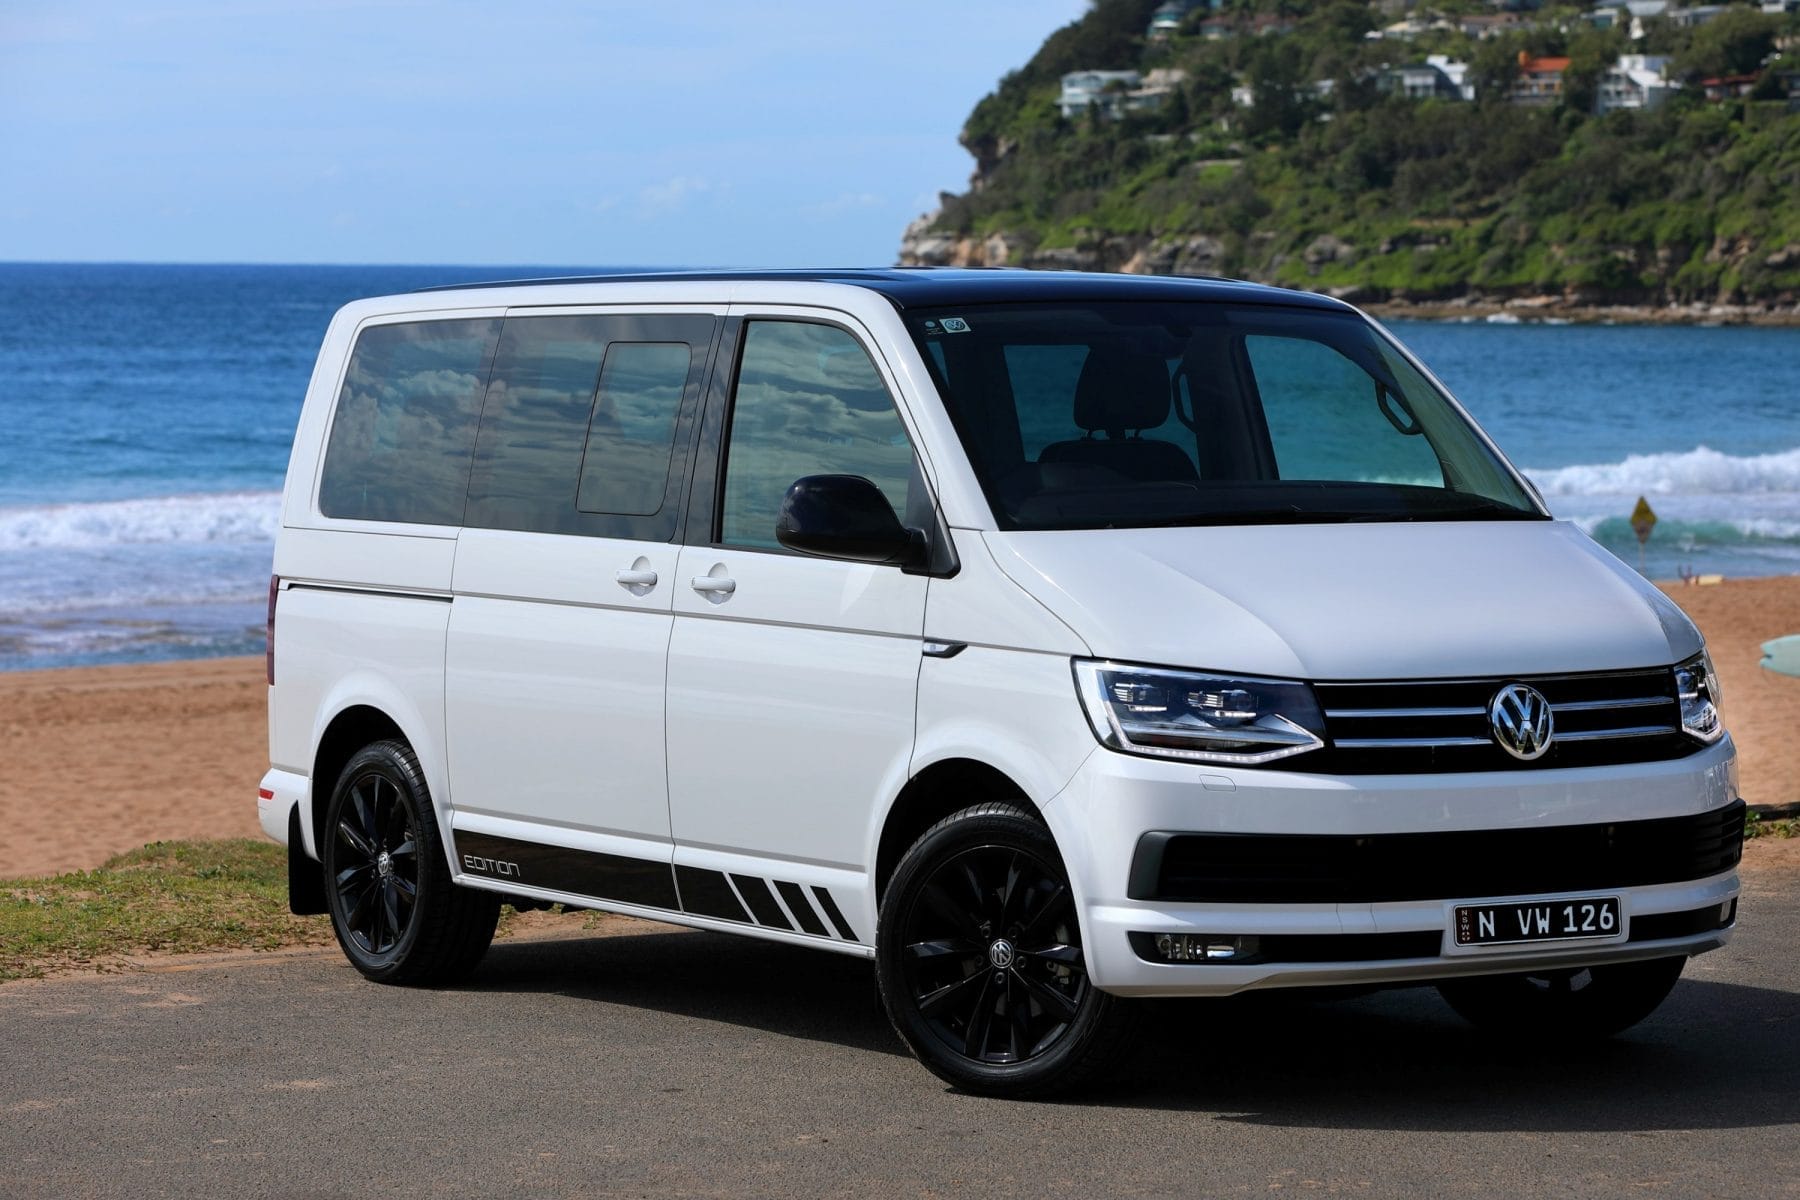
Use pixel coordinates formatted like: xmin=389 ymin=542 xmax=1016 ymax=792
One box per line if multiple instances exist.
xmin=0 ymin=1 xmax=1087 ymax=267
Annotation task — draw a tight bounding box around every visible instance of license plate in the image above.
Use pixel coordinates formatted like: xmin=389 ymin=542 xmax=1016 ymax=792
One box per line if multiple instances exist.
xmin=1453 ymin=896 xmax=1622 ymax=946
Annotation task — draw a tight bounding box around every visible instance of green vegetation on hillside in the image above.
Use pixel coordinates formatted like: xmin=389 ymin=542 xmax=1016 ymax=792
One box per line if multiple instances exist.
xmin=923 ymin=0 xmax=1800 ymax=306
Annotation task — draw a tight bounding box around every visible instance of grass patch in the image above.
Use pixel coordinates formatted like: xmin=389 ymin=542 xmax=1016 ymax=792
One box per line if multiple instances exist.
xmin=0 ymin=840 xmax=334 ymax=983
xmin=0 ymin=840 xmax=596 ymax=983
xmin=1745 ymin=811 xmax=1798 ymax=840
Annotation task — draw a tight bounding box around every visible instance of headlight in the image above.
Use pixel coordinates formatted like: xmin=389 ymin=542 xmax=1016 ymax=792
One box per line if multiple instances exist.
xmin=1674 ymin=651 xmax=1723 ymax=744
xmin=1073 ymin=660 xmax=1325 ymax=765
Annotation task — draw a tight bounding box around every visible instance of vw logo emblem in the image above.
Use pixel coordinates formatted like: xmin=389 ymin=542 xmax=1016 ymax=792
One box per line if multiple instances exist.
xmin=988 ymin=939 xmax=1016 ymax=970
xmin=1489 ymin=683 xmax=1554 ymax=761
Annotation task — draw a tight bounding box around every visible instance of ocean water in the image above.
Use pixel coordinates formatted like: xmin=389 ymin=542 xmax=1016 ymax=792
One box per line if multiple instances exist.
xmin=0 ymin=263 xmax=1796 ymax=671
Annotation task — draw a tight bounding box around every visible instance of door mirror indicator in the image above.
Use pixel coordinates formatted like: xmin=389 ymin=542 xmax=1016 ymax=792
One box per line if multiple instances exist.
xmin=776 ymin=475 xmax=924 ymax=567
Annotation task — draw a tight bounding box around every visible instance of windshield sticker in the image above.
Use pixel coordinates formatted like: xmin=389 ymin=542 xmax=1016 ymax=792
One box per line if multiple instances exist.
xmin=923 ymin=317 xmax=971 ymax=335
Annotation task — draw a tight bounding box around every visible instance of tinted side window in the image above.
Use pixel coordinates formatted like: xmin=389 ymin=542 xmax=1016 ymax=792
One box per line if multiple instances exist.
xmin=318 ymin=319 xmax=499 ymax=525
xmin=465 ymin=314 xmax=714 ymax=539
xmin=720 ymin=322 xmax=916 ymax=550
xmin=577 ymin=343 xmax=692 ymax=516
xmin=1244 ymin=335 xmax=1444 ymax=486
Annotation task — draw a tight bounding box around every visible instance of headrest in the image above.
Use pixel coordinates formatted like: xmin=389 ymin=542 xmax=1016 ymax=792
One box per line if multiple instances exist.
xmin=1073 ymin=347 xmax=1171 ymax=434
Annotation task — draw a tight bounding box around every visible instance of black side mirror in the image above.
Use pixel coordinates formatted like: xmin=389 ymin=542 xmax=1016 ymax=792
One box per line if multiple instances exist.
xmin=776 ymin=474 xmax=923 ymax=566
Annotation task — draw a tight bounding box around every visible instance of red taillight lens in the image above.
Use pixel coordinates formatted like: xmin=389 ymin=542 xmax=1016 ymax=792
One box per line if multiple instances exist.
xmin=266 ymin=574 xmax=280 ymax=686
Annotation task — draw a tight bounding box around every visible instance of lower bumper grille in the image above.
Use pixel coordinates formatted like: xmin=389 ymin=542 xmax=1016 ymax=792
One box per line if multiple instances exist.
xmin=1131 ymin=801 xmax=1745 ymax=904
xmin=1124 ymin=902 xmax=1733 ymax=966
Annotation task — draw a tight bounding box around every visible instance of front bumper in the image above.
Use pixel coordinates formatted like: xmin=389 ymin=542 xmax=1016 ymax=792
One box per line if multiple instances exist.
xmin=1045 ymin=734 xmax=1741 ymax=996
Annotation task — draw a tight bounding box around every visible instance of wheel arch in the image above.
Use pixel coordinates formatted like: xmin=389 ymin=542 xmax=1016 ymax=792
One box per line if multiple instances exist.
xmin=303 ymin=674 xmax=449 ymax=864
xmin=309 ymin=705 xmax=407 ymax=857
xmin=874 ymin=758 xmax=1040 ymax=903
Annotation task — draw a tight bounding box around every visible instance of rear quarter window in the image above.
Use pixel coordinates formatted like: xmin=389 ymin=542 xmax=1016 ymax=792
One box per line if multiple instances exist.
xmin=317 ymin=318 xmax=501 ymax=525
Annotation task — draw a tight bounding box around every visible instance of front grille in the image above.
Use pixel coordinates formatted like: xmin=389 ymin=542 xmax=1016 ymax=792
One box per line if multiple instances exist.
xmin=1131 ymin=801 xmax=1745 ymax=903
xmin=1309 ymin=667 xmax=1693 ymax=774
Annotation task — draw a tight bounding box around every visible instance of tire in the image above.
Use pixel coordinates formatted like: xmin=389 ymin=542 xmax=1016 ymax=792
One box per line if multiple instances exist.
xmin=321 ymin=739 xmax=500 ymax=985
xmin=1436 ymin=955 xmax=1685 ymax=1039
xmin=875 ymin=802 xmax=1133 ymax=1098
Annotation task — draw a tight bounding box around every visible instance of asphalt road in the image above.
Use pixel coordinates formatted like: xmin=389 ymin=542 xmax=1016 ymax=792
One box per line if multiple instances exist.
xmin=4 ymin=869 xmax=1797 ymax=1199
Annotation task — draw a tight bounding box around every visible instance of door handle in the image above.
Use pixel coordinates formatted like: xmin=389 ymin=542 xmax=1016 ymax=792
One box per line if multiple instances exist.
xmin=615 ymin=569 xmax=659 ymax=589
xmin=690 ymin=575 xmax=736 ymax=595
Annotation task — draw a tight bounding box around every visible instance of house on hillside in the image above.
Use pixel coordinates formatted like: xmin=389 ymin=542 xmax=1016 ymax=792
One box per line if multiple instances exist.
xmin=1458 ymin=12 xmax=1528 ymax=38
xmin=1701 ymin=73 xmax=1761 ymax=100
xmin=1376 ymin=15 xmax=1437 ymax=38
xmin=1625 ymin=0 xmax=1670 ymax=38
xmin=1596 ymin=54 xmax=1677 ymax=111
xmin=1147 ymin=0 xmax=1213 ymax=40
xmin=1060 ymin=70 xmax=1142 ymax=118
xmin=1198 ymin=12 xmax=1296 ymax=38
xmin=1134 ymin=68 xmax=1190 ymax=110
xmin=1429 ymin=54 xmax=1476 ymax=99
xmin=1764 ymin=0 xmax=1800 ymax=14
xmin=1586 ymin=1 xmax=1629 ymax=30
xmin=1381 ymin=59 xmax=1471 ymax=99
xmin=1669 ymin=4 xmax=1729 ymax=27
xmin=1059 ymin=69 xmax=1189 ymax=120
xmin=1511 ymin=53 xmax=1571 ymax=105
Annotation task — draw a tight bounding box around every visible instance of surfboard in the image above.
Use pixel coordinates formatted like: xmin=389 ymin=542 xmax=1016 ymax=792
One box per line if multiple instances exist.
xmin=1762 ymin=635 xmax=1800 ymax=678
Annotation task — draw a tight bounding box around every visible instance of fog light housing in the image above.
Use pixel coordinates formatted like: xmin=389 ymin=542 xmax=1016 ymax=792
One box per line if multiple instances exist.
xmin=1149 ymin=933 xmax=1261 ymax=962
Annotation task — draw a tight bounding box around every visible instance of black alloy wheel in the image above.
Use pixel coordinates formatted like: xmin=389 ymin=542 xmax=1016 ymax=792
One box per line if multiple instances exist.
xmin=321 ymin=739 xmax=500 ymax=985
xmin=331 ymin=769 xmax=418 ymax=957
xmin=877 ymin=802 xmax=1132 ymax=1097
xmin=903 ymin=844 xmax=1087 ymax=1064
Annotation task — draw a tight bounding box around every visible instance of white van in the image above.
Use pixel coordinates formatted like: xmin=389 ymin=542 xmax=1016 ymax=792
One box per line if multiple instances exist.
xmin=261 ymin=270 xmax=1740 ymax=1096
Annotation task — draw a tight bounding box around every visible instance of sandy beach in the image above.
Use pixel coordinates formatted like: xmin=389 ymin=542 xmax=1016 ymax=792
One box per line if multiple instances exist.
xmin=2 ymin=577 xmax=1796 ymax=881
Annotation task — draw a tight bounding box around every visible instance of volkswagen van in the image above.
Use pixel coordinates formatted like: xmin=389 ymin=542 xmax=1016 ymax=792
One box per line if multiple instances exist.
xmin=260 ymin=270 xmax=1739 ymax=1096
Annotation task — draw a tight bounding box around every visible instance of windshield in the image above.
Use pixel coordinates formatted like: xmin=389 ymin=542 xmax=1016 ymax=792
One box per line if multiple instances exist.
xmin=907 ymin=302 xmax=1543 ymax=530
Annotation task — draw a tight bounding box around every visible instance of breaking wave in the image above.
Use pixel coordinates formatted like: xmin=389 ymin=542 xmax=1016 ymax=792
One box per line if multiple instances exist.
xmin=0 ymin=492 xmax=281 ymax=551
xmin=1524 ymin=445 xmax=1800 ymax=498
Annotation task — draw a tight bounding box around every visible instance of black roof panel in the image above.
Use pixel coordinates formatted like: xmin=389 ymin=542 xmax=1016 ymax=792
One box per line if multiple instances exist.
xmin=413 ymin=267 xmax=1348 ymax=313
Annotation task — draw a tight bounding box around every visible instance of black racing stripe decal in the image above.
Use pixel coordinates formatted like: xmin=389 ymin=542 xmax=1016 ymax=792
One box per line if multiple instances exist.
xmin=811 ymin=886 xmax=859 ymax=943
xmin=676 ymin=865 xmax=750 ymax=922
xmin=774 ymin=880 xmax=829 ymax=937
xmin=454 ymin=831 xmax=677 ymax=910
xmin=730 ymin=874 xmax=793 ymax=930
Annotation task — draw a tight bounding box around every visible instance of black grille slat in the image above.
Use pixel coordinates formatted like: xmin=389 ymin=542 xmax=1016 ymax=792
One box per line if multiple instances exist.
xmin=1135 ymin=802 xmax=1745 ymax=903
xmin=1311 ymin=667 xmax=1686 ymax=773
xmin=1629 ymin=900 xmax=1736 ymax=943
xmin=1128 ymin=930 xmax=1443 ymax=965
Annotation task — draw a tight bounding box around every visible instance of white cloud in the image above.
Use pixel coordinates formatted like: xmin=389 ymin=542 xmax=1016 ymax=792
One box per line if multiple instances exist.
xmin=637 ymin=175 xmax=711 ymax=216
xmin=801 ymin=191 xmax=885 ymax=219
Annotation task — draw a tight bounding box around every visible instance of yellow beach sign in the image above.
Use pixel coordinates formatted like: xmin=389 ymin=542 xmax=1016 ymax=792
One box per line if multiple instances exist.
xmin=1630 ymin=496 xmax=1656 ymax=573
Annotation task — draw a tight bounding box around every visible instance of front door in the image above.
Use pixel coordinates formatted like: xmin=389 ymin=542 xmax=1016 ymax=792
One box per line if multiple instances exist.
xmin=665 ymin=315 xmax=931 ymax=939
